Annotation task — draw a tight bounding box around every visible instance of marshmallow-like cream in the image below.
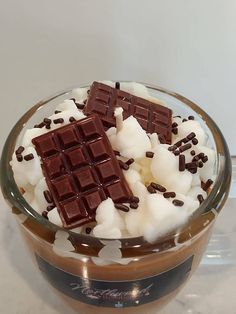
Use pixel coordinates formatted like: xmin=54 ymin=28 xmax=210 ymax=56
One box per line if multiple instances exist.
xmin=93 ymin=198 xmax=125 ymax=239
xmin=115 ymin=116 xmax=152 ymax=159
xmin=11 ymin=82 xmax=216 ymax=243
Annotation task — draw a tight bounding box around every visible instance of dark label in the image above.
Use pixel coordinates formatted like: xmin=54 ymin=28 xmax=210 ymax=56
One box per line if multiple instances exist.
xmin=36 ymin=254 xmax=193 ymax=308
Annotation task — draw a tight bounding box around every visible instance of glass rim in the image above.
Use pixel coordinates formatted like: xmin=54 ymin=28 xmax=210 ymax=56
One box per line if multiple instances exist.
xmin=0 ymin=82 xmax=232 ymax=255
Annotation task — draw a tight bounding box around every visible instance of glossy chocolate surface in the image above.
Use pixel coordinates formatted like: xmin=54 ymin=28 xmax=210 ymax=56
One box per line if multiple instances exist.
xmin=84 ymin=82 xmax=172 ymax=143
xmin=32 ymin=115 xmax=132 ymax=229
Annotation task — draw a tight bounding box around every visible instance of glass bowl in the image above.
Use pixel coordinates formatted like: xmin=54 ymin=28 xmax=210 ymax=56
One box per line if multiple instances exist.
xmin=0 ymin=83 xmax=231 ymax=314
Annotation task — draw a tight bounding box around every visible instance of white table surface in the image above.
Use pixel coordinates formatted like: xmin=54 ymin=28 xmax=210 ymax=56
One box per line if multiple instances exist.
xmin=0 ymin=191 xmax=235 ymax=314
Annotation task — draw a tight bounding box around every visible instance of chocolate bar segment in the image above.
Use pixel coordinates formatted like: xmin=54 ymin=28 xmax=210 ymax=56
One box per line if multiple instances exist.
xmin=32 ymin=115 xmax=132 ymax=229
xmin=84 ymin=82 xmax=172 ymax=144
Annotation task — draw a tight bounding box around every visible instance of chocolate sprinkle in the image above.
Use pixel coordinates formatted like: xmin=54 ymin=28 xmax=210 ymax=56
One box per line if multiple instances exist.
xmin=179 ymin=154 xmax=186 ymax=172
xmin=115 ymin=82 xmax=120 ymax=89
xmin=53 ymin=118 xmax=64 ymax=124
xmin=197 ymin=194 xmax=204 ymax=204
xmin=174 ymin=150 xmax=180 ymax=156
xmin=190 ymin=150 xmax=196 ymax=156
xmin=37 ymin=122 xmax=46 ymax=128
xmin=16 ymin=146 xmax=25 ymax=155
xmin=44 ymin=190 xmax=53 ymax=204
xmin=192 ymin=155 xmax=200 ymax=162
xmin=179 ymin=143 xmax=192 ymax=153
xmin=126 ymin=158 xmax=134 ymax=166
xmin=168 ymin=145 xmax=177 ymax=152
xmin=146 ymin=151 xmax=154 ymax=158
xmin=16 ymin=154 xmax=23 ymax=162
xmin=130 ymin=196 xmax=140 ymax=203
xmin=115 ymin=203 xmax=130 ymax=212
xmin=198 ymin=161 xmax=204 ymax=168
xmin=76 ymin=103 xmax=85 ymax=110
xmin=188 ymin=116 xmax=195 ymax=120
xmin=86 ymin=227 xmax=92 ymax=234
xmin=185 ymin=162 xmax=198 ymax=170
xmin=192 ymin=138 xmax=198 ymax=145
xmin=202 ymin=155 xmax=208 ymax=163
xmin=44 ymin=118 xmax=51 ymax=124
xmin=119 ymin=160 xmax=129 ymax=170
xmin=172 ymin=199 xmax=184 ymax=206
xmin=113 ymin=150 xmax=121 ymax=156
xmin=24 ymin=153 xmax=34 ymax=161
xmin=172 ymin=122 xmax=178 ymax=128
xmin=203 ymin=179 xmax=213 ymax=191
xmin=147 ymin=185 xmax=157 ymax=194
xmin=174 ymin=139 xmax=184 ymax=148
xmin=189 ymin=168 xmax=197 ymax=174
xmin=182 ymin=118 xmax=188 ymax=122
xmin=150 ymin=182 xmax=166 ymax=192
xmin=130 ymin=202 xmax=138 ymax=209
xmin=69 ymin=117 xmax=76 ymax=123
xmin=172 ymin=127 xmax=178 ymax=135
xmin=193 ymin=153 xmax=205 ymax=161
xmin=46 ymin=205 xmax=55 ymax=212
xmin=186 ymin=132 xmax=196 ymax=140
xmin=163 ymin=192 xmax=176 ymax=198
xmin=42 ymin=211 xmax=48 ymax=219
xmin=54 ymin=110 xmax=62 ymax=114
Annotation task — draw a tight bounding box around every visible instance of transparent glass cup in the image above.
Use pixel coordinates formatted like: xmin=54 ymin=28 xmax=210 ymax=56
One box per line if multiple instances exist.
xmin=0 ymin=84 xmax=231 ymax=314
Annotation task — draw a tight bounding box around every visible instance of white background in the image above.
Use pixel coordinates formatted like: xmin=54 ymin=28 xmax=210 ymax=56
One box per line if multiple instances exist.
xmin=0 ymin=0 xmax=235 ymax=154
xmin=0 ymin=1 xmax=236 ymax=313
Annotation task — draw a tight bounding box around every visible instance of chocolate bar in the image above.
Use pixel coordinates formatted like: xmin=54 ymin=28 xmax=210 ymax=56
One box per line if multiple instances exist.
xmin=84 ymin=82 xmax=172 ymax=144
xmin=32 ymin=115 xmax=132 ymax=229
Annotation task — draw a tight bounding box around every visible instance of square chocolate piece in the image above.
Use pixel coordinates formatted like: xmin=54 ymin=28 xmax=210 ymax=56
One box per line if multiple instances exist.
xmin=83 ymin=81 xmax=172 ymax=144
xmin=32 ymin=115 xmax=132 ymax=229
